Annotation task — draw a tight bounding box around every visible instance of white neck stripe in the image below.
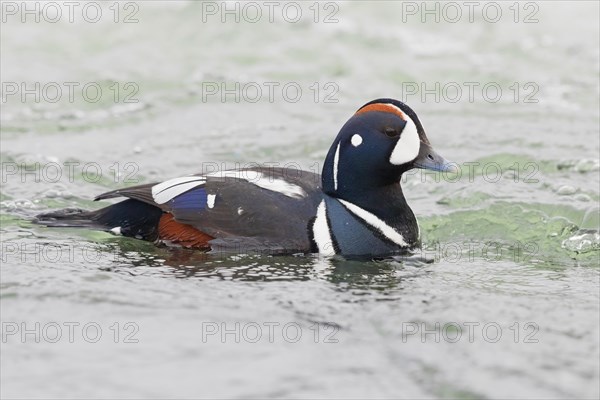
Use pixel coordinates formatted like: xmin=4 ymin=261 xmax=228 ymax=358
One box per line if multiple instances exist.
xmin=337 ymin=199 xmax=408 ymax=247
xmin=333 ymin=142 xmax=341 ymax=191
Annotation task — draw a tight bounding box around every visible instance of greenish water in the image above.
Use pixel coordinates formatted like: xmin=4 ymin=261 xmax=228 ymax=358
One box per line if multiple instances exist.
xmin=1 ymin=1 xmax=599 ymax=399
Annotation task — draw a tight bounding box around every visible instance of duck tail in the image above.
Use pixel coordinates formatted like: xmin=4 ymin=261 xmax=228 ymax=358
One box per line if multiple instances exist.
xmin=34 ymin=199 xmax=164 ymax=241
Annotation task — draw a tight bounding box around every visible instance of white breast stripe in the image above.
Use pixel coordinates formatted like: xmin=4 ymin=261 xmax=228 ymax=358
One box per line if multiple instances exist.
xmin=208 ymin=171 xmax=307 ymax=199
xmin=333 ymin=142 xmax=341 ymax=191
xmin=338 ymin=199 xmax=409 ymax=247
xmin=313 ymin=200 xmax=336 ymax=256
xmin=389 ymin=116 xmax=420 ymax=166
xmin=151 ymin=176 xmax=206 ymax=205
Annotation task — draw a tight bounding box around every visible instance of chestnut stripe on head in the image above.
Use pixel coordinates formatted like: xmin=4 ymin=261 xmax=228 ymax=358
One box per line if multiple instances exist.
xmin=355 ymin=103 xmax=408 ymax=121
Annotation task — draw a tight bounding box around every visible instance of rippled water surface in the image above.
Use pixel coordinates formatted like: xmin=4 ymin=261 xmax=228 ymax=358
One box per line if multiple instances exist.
xmin=1 ymin=1 xmax=599 ymax=399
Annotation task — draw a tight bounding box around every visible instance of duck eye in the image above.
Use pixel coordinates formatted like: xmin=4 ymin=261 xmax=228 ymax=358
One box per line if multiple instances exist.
xmin=384 ymin=127 xmax=399 ymax=137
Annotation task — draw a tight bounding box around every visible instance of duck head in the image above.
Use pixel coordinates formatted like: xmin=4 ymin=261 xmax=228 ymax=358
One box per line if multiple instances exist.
xmin=322 ymin=98 xmax=454 ymax=196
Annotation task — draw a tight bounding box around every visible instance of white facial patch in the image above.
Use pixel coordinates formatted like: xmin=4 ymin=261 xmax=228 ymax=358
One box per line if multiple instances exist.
xmin=312 ymin=200 xmax=336 ymax=256
xmin=152 ymin=176 xmax=206 ymax=204
xmin=389 ymin=116 xmax=420 ymax=166
xmin=351 ymin=134 xmax=363 ymax=147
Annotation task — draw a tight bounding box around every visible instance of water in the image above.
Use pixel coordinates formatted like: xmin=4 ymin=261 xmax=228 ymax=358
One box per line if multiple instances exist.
xmin=1 ymin=1 xmax=599 ymax=398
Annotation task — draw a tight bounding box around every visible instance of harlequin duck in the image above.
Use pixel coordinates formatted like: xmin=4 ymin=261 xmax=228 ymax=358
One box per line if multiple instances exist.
xmin=36 ymin=98 xmax=455 ymax=257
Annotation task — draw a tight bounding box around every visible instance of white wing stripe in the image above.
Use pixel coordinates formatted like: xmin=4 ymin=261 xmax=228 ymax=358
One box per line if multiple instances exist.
xmin=151 ymin=170 xmax=307 ymax=205
xmin=151 ymin=178 xmax=205 ymax=204
xmin=208 ymin=171 xmax=307 ymax=199
xmin=252 ymin=176 xmax=307 ymax=199
xmin=152 ymin=176 xmax=204 ymax=195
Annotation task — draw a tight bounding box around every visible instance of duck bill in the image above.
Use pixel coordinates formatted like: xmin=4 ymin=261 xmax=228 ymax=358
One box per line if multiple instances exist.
xmin=413 ymin=142 xmax=457 ymax=172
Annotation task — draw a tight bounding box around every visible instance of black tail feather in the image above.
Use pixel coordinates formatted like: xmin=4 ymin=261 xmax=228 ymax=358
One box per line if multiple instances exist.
xmin=35 ymin=199 xmax=164 ymax=242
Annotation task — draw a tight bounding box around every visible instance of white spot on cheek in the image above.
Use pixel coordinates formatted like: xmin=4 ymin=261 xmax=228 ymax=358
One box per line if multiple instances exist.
xmin=389 ymin=117 xmax=420 ymax=165
xmin=351 ymin=134 xmax=363 ymax=147
xmin=110 ymin=227 xmax=122 ymax=235
xmin=237 ymin=207 xmax=244 ymax=215
xmin=207 ymin=194 xmax=216 ymax=209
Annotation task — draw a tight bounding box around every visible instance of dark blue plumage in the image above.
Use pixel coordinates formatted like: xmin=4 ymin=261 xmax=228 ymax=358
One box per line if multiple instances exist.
xmin=170 ymin=187 xmax=208 ymax=210
xmin=322 ymin=196 xmax=400 ymax=256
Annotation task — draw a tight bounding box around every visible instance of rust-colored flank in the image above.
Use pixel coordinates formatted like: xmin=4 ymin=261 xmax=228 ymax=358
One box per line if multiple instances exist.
xmin=158 ymin=214 xmax=213 ymax=249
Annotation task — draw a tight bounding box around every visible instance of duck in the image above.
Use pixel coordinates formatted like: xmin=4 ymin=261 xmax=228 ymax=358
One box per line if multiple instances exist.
xmin=35 ymin=98 xmax=455 ymax=257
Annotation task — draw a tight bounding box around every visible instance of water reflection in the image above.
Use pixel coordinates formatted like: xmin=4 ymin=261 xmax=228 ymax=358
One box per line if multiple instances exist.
xmin=102 ymin=238 xmax=434 ymax=292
